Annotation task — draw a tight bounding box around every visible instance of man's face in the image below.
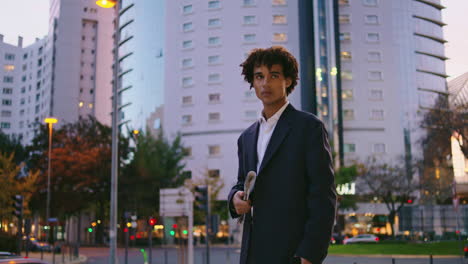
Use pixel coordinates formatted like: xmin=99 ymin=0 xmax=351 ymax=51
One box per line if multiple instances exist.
xmin=252 ymin=64 xmax=292 ymax=107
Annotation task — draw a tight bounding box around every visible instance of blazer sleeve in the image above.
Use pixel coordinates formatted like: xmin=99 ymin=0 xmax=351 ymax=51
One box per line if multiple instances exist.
xmin=227 ymin=135 xmax=246 ymax=219
xmin=295 ymin=121 xmax=337 ymax=264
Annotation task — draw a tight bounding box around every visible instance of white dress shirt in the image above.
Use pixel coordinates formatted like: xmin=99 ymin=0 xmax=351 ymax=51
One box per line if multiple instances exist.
xmin=256 ymin=101 xmax=290 ymax=172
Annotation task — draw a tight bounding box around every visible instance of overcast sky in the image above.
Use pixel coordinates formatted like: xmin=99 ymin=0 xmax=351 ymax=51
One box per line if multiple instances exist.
xmin=0 ymin=0 xmax=466 ymax=79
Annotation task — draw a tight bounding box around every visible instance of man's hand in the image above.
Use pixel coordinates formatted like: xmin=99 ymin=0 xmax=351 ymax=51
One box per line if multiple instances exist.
xmin=233 ymin=191 xmax=251 ymax=215
xmin=301 ymin=258 xmax=312 ymax=264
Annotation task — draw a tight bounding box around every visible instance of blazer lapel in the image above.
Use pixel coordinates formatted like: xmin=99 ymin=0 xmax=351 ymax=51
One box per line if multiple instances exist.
xmin=258 ymin=104 xmax=293 ymax=175
xmin=243 ymin=121 xmax=259 ymax=174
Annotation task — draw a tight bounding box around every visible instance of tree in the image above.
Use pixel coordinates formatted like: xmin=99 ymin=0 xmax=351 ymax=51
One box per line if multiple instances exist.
xmin=119 ymin=129 xmax=188 ymax=218
xmin=0 ymin=132 xmax=27 ymax=165
xmin=335 ymin=165 xmax=358 ymax=210
xmin=356 ymin=157 xmax=416 ymax=238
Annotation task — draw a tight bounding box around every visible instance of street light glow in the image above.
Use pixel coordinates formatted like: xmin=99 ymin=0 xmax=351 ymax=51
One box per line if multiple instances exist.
xmin=44 ymin=117 xmax=58 ymax=124
xmin=95 ymin=0 xmax=117 ymax=8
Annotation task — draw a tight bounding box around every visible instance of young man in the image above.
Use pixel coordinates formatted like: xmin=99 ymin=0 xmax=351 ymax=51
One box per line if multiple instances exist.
xmin=228 ymin=46 xmax=337 ymax=264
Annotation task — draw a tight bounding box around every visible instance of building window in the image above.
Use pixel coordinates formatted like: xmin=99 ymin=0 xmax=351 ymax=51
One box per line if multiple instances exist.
xmin=208 ymin=0 xmax=220 ymax=9
xmin=208 ymin=36 xmax=220 ymax=45
xmin=244 ymin=34 xmax=256 ymax=43
xmin=273 ymin=33 xmax=287 ymax=42
xmin=21 ymin=87 xmax=25 ymax=93
xmin=182 ymin=170 xmax=192 ymax=179
xmin=183 ymin=40 xmax=193 ymax=49
xmin=208 ymin=145 xmax=220 ymax=156
xmin=341 ymin=51 xmax=352 ymax=61
xmin=4 ymin=53 xmax=15 ymax=61
xmin=370 ymin=109 xmax=384 ymax=120
xmin=209 ymin=93 xmax=221 ymax=102
xmin=245 ymin=110 xmax=257 ymax=119
xmin=183 ymin=147 xmax=192 ymax=157
xmin=2 ymin=88 xmax=13 ymax=94
xmin=0 ymin=122 xmax=11 ymax=129
xmin=20 ymin=109 xmax=24 ymax=116
xmin=183 ymin=22 xmax=193 ymax=32
xmin=243 ymin=15 xmax=256 ymax=25
xmin=37 ymin=70 xmax=42 ymax=78
xmin=35 ymin=105 xmax=40 ymax=114
xmin=341 ymin=71 xmax=353 ymax=80
xmin=339 ymin=32 xmax=351 ymax=41
xmin=208 ymin=73 xmax=220 ymax=82
xmin=182 ymin=115 xmax=192 ymax=125
xmin=182 ymin=96 xmax=192 ymax=105
xmin=209 ymin=112 xmax=221 ymax=121
xmin=1 ymin=110 xmax=11 ymax=117
xmin=370 ymin=89 xmax=383 ymax=100
xmin=3 ymin=65 xmax=15 ymax=71
xmin=23 ymin=53 xmax=28 ymax=59
xmin=243 ymin=0 xmax=255 ymax=6
xmin=343 ymin=109 xmax=354 ymax=120
xmin=22 ymin=64 xmax=27 ymax=71
xmin=363 ymin=0 xmax=378 ymax=7
xmin=366 ymin=33 xmax=380 ymax=43
xmin=272 ymin=0 xmax=286 ymax=6
xmin=208 ymin=169 xmax=220 ymax=178
xmin=36 ymin=93 xmax=40 ymax=102
xmin=208 ymin=55 xmax=220 ymax=64
xmin=3 ymin=76 xmax=13 ymax=83
xmin=339 ymin=0 xmax=350 ymax=5
xmin=37 ymin=81 xmax=41 ymax=90
xmin=208 ymin=18 xmax=221 ymax=27
xmin=245 ymin=90 xmax=255 ymax=98
xmin=182 ymin=58 xmax=193 ymax=68
xmin=273 ymin=15 xmax=287 ymax=24
xmin=182 ymin=77 xmax=193 ymax=87
xmin=2 ymin=99 xmax=12 ymax=106
xmin=368 ymin=71 xmax=383 ymax=81
xmin=373 ymin=143 xmax=386 ymax=153
xmin=38 ymin=58 xmax=42 ymax=67
xmin=365 ymin=15 xmax=379 ymax=25
xmin=339 ymin=14 xmax=351 ymax=24
xmin=368 ymin=51 xmax=381 ymax=62
xmin=342 ymin=90 xmax=353 ymax=100
xmin=183 ymin=4 xmax=193 ymax=14
xmin=344 ymin=143 xmax=356 ymax=153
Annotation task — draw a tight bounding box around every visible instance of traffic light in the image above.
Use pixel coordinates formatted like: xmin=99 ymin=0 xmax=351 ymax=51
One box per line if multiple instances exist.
xmin=148 ymin=217 xmax=157 ymax=226
xmin=194 ymin=186 xmax=208 ymax=212
xmin=88 ymin=228 xmax=93 ymax=233
xmin=12 ymin=195 xmax=23 ymax=218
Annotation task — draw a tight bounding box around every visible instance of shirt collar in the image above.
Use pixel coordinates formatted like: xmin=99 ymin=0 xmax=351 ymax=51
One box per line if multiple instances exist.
xmin=259 ymin=101 xmax=289 ymax=124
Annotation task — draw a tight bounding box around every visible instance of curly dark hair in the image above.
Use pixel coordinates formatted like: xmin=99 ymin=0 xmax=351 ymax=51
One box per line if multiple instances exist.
xmin=240 ymin=46 xmax=299 ymax=95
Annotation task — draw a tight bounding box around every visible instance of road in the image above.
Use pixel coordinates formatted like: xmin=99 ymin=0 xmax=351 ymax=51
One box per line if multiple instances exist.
xmin=81 ymin=247 xmax=464 ymax=264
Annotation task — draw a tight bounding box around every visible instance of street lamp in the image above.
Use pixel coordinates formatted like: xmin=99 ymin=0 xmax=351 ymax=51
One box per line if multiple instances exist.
xmin=44 ymin=117 xmax=58 ymax=243
xmin=95 ymin=1 xmax=119 ymax=263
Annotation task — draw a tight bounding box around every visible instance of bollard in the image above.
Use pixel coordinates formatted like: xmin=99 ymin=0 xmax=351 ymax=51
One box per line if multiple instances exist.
xmin=52 ymin=247 xmax=56 ymax=264
xmin=392 ymin=258 xmax=395 ymax=264
xmin=164 ymin=249 xmax=168 ymax=264
xmin=62 ymin=246 xmax=65 ymax=264
xmin=40 ymin=249 xmax=44 ymax=260
xmin=429 ymin=254 xmax=433 ymax=264
xmin=226 ymin=247 xmax=231 ymax=264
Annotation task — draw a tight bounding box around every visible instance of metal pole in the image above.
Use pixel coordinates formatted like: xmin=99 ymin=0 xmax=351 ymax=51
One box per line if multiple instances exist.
xmin=109 ymin=2 xmax=120 ymax=264
xmin=206 ymin=186 xmax=211 ymax=264
xmin=125 ymin=228 xmax=128 ymax=264
xmin=148 ymin=225 xmax=153 ymax=264
xmin=46 ymin=123 xmax=52 ymax=243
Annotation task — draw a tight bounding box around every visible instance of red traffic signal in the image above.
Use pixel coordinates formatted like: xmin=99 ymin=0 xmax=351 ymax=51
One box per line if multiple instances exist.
xmin=407 ymin=199 xmax=413 ymax=204
xmin=123 ymin=228 xmax=129 ymax=233
xmin=172 ymin=224 xmax=178 ymax=229
xmin=148 ymin=218 xmax=157 ymax=226
xmin=130 ymin=235 xmax=135 ymax=240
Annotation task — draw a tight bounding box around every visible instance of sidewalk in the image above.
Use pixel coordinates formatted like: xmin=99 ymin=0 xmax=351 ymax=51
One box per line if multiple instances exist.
xmin=21 ymin=251 xmax=87 ymax=264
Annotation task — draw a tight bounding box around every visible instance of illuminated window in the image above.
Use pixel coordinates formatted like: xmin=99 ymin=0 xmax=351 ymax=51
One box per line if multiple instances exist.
xmin=208 ymin=1 xmax=220 ymax=9
xmin=182 ymin=115 xmax=192 ymax=124
xmin=208 ymin=36 xmax=220 ymax=45
xmin=243 ymin=15 xmax=256 ymax=25
xmin=343 ymin=109 xmax=354 ymax=120
xmin=373 ymin=143 xmax=386 ymax=153
xmin=3 ymin=65 xmax=15 ymax=71
xmin=339 ymin=14 xmax=350 ymax=24
xmin=370 ymin=90 xmax=383 ymax=100
xmin=79 ymin=101 xmax=84 ymax=107
xmin=344 ymin=143 xmax=356 ymax=153
xmin=183 ymin=4 xmax=193 ymax=14
xmin=341 ymin=51 xmax=352 ymax=61
xmin=208 ymin=18 xmax=221 ymax=27
xmin=365 ymin=15 xmax=379 ymax=24
xmin=342 ymin=90 xmax=353 ymax=100
xmin=340 ymin=32 xmax=351 ymax=41
xmin=208 ymin=73 xmax=220 ymax=82
xmin=273 ymin=15 xmax=287 ymax=24
xmin=208 ymin=145 xmax=220 ymax=155
xmin=370 ymin=109 xmax=384 ymax=120
xmin=339 ymin=0 xmax=349 ymax=5
xmin=368 ymin=51 xmax=381 ymax=62
xmin=208 ymin=55 xmax=220 ymax=64
xmin=88 ymin=103 xmax=93 ymax=109
xmin=208 ymin=112 xmax=220 ymax=121
xmin=272 ymin=0 xmax=286 ymax=5
xmin=341 ymin=71 xmax=353 ymax=80
xmin=368 ymin=71 xmax=383 ymax=81
xmin=182 ymin=40 xmax=193 ymax=49
xmin=273 ymin=33 xmax=287 ymax=42
xmin=366 ymin=33 xmax=380 ymax=43
xmin=244 ymin=34 xmax=256 ymax=42
xmin=182 ymin=77 xmax=193 ymax=87
xmin=182 ymin=96 xmax=192 ymax=104
xmin=183 ymin=22 xmax=193 ymax=32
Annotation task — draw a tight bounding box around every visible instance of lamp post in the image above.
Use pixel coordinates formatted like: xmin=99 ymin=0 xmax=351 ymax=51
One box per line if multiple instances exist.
xmin=95 ymin=1 xmax=119 ymax=263
xmin=44 ymin=117 xmax=58 ymax=243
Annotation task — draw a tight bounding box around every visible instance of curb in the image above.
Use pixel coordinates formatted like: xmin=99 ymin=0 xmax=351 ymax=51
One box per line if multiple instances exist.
xmin=329 ymin=254 xmax=461 ymax=259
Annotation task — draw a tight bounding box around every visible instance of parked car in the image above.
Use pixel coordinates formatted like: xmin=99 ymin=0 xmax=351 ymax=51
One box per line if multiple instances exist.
xmin=0 ymin=257 xmax=49 ymax=263
xmin=343 ymin=234 xmax=379 ymax=244
xmin=464 ymin=244 xmax=468 ymax=258
xmin=0 ymin=252 xmax=16 ymax=257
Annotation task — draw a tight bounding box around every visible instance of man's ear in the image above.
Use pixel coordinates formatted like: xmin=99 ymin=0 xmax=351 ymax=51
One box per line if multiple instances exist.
xmin=285 ymin=78 xmax=292 ymax=89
